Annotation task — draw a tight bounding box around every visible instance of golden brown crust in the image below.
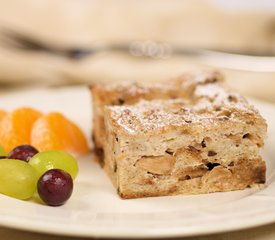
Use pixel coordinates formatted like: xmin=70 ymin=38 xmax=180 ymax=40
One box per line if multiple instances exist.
xmin=90 ymin=70 xmax=225 ymax=150
xmin=105 ymin=97 xmax=266 ymax=137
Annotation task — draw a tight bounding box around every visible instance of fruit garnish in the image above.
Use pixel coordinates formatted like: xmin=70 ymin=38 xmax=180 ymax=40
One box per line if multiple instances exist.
xmin=0 ymin=108 xmax=42 ymax=153
xmin=0 ymin=107 xmax=85 ymax=206
xmin=29 ymin=150 xmax=78 ymax=180
xmin=0 ymin=159 xmax=38 ymax=199
xmin=8 ymin=145 xmax=39 ymax=162
xmin=31 ymin=112 xmax=89 ymax=154
xmin=37 ymin=169 xmax=73 ymax=206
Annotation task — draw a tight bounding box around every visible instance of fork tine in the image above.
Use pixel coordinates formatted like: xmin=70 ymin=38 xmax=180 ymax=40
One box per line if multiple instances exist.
xmin=0 ymin=27 xmax=51 ymax=51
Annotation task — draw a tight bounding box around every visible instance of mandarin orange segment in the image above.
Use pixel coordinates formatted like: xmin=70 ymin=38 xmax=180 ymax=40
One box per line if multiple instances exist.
xmin=31 ymin=112 xmax=89 ymax=154
xmin=0 ymin=110 xmax=7 ymax=123
xmin=0 ymin=108 xmax=42 ymax=153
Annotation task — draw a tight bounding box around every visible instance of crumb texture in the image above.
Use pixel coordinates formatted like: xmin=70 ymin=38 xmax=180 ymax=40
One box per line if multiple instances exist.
xmin=91 ymin=71 xmax=267 ymax=199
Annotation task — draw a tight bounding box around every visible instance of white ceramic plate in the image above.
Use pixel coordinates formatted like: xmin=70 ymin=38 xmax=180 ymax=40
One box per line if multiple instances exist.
xmin=0 ymin=86 xmax=274 ymax=239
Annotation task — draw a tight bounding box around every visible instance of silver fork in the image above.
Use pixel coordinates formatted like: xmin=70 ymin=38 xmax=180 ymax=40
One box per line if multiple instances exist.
xmin=1 ymin=28 xmax=275 ymax=72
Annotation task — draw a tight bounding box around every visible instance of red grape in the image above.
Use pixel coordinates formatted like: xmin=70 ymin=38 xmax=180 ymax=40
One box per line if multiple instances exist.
xmin=37 ymin=169 xmax=73 ymax=206
xmin=8 ymin=145 xmax=38 ymax=162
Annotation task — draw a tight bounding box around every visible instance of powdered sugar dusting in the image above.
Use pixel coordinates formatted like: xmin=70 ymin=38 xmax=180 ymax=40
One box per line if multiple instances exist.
xmin=106 ymin=72 xmax=263 ymax=135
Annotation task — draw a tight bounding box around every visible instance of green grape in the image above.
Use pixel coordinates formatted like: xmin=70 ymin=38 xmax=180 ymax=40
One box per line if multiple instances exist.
xmin=0 ymin=159 xmax=38 ymax=199
xmin=0 ymin=145 xmax=6 ymax=156
xmin=29 ymin=151 xmax=78 ymax=180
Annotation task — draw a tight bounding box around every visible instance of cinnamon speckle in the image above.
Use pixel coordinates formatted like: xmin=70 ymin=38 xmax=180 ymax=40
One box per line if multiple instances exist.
xmin=208 ymin=151 xmax=217 ymax=157
xmin=106 ymin=74 xmax=263 ymax=135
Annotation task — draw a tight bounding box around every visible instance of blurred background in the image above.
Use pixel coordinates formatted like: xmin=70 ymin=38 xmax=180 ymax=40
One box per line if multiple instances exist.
xmin=0 ymin=0 xmax=274 ymax=102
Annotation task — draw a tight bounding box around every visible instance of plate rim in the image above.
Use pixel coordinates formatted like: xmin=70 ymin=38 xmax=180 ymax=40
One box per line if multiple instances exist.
xmin=0 ymin=201 xmax=275 ymax=239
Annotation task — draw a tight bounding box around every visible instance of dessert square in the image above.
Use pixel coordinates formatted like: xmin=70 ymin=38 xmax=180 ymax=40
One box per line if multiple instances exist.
xmin=102 ymin=77 xmax=267 ymax=199
xmin=90 ymin=71 xmax=223 ymax=162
